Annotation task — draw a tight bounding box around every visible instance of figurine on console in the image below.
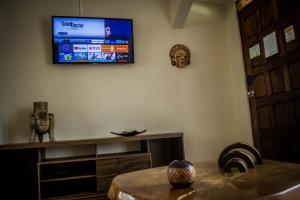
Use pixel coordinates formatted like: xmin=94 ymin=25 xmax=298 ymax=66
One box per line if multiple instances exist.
xmin=30 ymin=102 xmax=55 ymax=143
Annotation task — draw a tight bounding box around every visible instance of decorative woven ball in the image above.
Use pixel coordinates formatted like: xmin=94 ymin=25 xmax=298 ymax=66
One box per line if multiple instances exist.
xmin=167 ymin=160 xmax=196 ymax=188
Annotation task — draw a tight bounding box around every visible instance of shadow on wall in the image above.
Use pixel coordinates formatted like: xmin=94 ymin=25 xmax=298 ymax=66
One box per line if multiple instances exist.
xmin=0 ymin=115 xmax=3 ymax=144
xmin=0 ymin=66 xmax=4 ymax=144
xmin=6 ymin=108 xmax=32 ymax=143
xmin=40 ymin=16 xmax=53 ymax=65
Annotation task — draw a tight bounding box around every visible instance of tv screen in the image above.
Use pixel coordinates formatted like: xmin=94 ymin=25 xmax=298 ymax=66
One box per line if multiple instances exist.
xmin=52 ymin=16 xmax=134 ymax=64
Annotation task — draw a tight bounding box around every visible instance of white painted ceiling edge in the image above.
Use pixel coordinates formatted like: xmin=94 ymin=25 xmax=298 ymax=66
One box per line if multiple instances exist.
xmin=169 ymin=0 xmax=229 ymax=28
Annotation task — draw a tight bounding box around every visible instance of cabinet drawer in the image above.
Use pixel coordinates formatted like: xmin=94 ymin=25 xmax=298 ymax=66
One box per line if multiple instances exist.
xmin=119 ymin=162 xmax=150 ymax=173
xmin=97 ymin=175 xmax=115 ymax=193
xmin=96 ymin=158 xmax=118 ymax=166
xmin=119 ymin=153 xmax=151 ymax=173
xmin=118 ymin=153 xmax=151 ymax=163
xmin=96 ymin=164 xmax=118 ymax=176
xmin=99 ymin=194 xmax=110 ymax=200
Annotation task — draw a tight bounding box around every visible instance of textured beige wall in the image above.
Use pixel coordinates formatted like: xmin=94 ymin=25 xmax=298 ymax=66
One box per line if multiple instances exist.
xmin=0 ymin=63 xmax=3 ymax=144
xmin=0 ymin=64 xmax=3 ymax=144
xmin=224 ymin=0 xmax=253 ymax=144
xmin=1 ymin=0 xmax=252 ymax=161
xmin=0 ymin=9 xmax=5 ymax=144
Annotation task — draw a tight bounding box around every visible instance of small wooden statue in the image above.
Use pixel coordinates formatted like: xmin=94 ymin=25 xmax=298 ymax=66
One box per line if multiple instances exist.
xmin=30 ymin=102 xmax=55 ymax=143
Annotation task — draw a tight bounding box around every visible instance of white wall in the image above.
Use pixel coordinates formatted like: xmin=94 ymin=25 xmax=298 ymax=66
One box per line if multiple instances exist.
xmin=1 ymin=0 xmax=252 ymax=162
xmin=0 ymin=8 xmax=5 ymax=144
xmin=0 ymin=64 xmax=3 ymax=144
xmin=0 ymin=68 xmax=3 ymax=144
xmin=224 ymin=0 xmax=253 ymax=144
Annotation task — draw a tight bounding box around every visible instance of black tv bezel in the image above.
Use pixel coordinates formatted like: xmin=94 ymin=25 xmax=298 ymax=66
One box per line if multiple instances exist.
xmin=51 ymin=16 xmax=135 ymax=64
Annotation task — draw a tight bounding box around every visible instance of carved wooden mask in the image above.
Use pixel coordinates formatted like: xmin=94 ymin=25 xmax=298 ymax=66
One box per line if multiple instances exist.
xmin=169 ymin=44 xmax=191 ymax=68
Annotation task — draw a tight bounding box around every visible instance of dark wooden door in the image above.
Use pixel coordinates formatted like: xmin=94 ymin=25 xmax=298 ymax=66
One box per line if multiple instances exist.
xmin=237 ymin=0 xmax=300 ymax=162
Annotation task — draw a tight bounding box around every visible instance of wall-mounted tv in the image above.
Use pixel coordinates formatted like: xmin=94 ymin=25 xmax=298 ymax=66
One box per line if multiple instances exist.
xmin=52 ymin=16 xmax=134 ymax=64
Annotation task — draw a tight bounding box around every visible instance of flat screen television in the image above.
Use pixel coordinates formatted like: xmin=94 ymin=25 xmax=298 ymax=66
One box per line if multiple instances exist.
xmin=52 ymin=16 xmax=134 ymax=64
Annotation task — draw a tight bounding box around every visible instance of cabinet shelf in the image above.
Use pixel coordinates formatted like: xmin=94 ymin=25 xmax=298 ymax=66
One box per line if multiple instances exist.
xmin=40 ymin=177 xmax=97 ymax=199
xmin=40 ymin=155 xmax=96 ymax=164
xmin=97 ymin=150 xmax=147 ymax=158
xmin=41 ymin=174 xmax=96 ymax=183
xmin=42 ymin=191 xmax=100 ymax=200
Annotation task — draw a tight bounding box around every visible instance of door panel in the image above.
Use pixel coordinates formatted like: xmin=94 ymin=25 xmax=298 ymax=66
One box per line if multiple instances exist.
xmin=246 ymin=11 xmax=260 ymax=38
xmin=274 ymin=103 xmax=295 ymax=129
xmin=277 ymin=0 xmax=300 ymax=18
xmin=270 ymin=68 xmax=285 ymax=93
xmin=258 ymin=106 xmax=272 ymax=129
xmin=275 ymin=139 xmax=300 ymax=162
xmin=260 ymin=133 xmax=274 ymax=159
xmin=295 ymin=101 xmax=300 ymax=126
xmin=260 ymin=1 xmax=277 ymax=28
xmin=254 ymin=74 xmax=268 ymax=97
xmin=289 ymin=61 xmax=300 ymax=89
xmin=237 ymin=0 xmax=300 ymax=162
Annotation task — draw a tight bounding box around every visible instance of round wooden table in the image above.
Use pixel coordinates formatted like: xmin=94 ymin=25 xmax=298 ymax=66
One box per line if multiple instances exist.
xmin=108 ymin=160 xmax=300 ymax=200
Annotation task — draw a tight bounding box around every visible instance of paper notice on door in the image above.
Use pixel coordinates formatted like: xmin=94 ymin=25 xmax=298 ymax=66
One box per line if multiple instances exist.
xmin=249 ymin=43 xmax=261 ymax=59
xmin=263 ymin=32 xmax=278 ymax=58
xmin=284 ymin=25 xmax=296 ymax=43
